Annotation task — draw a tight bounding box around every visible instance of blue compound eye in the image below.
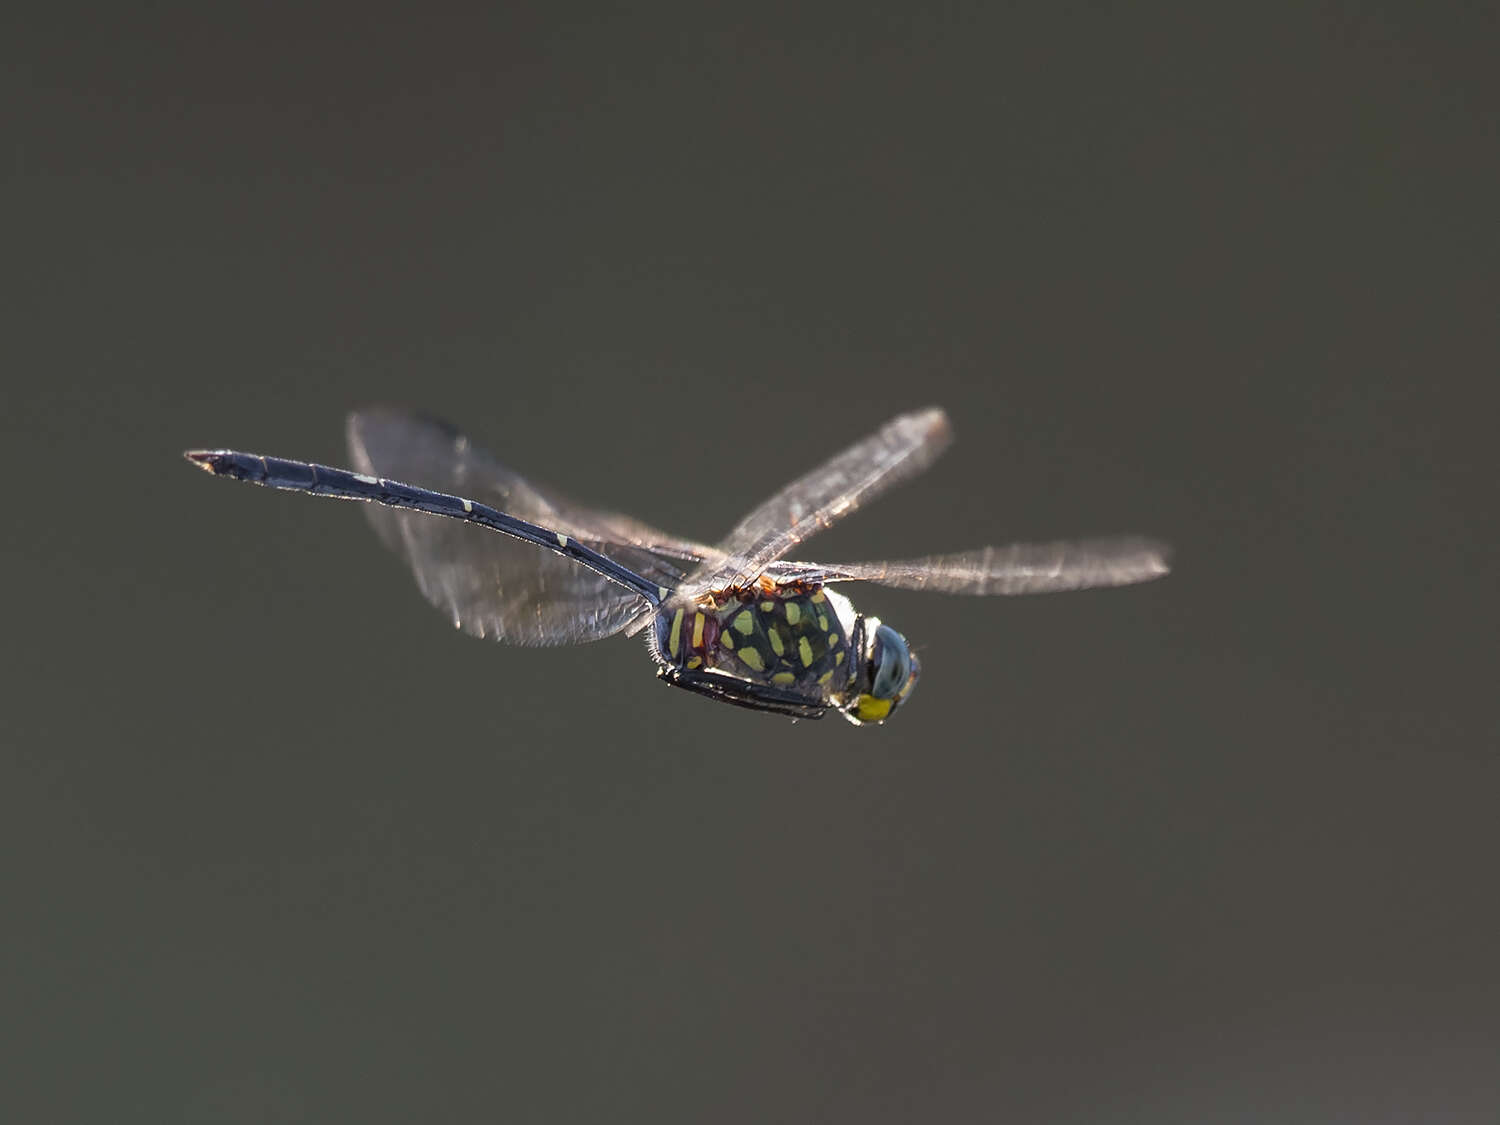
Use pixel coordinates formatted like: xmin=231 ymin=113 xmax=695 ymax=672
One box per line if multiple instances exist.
xmin=870 ymin=623 xmax=913 ymax=699
xmin=847 ymin=622 xmax=920 ymax=724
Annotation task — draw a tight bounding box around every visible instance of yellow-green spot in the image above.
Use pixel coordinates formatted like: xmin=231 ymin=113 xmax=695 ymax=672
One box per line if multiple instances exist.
xmin=810 ymin=590 xmax=825 ymax=604
xmin=691 ymin=612 xmax=706 ymax=649
xmin=760 ymin=600 xmax=775 ymax=612
xmin=686 ymin=656 xmax=702 ymax=669
xmin=784 ymin=602 xmax=801 ymax=625
xmin=668 ymin=608 xmax=684 ymax=657
xmin=817 ymin=669 xmax=834 ymax=686
xmin=771 ymin=671 xmax=795 ymax=686
xmin=739 ymin=648 xmax=765 ymax=672
xmin=835 ymin=650 xmax=845 ymax=666
xmin=817 ymin=613 xmax=828 ymax=631
xmin=720 ymin=629 xmax=735 ymax=650
xmin=767 ymin=628 xmax=784 ymax=657
xmin=733 ymin=611 xmax=754 ymax=636
xmin=798 ymin=636 xmax=814 ymax=667
xmin=853 ymin=694 xmax=892 ymax=723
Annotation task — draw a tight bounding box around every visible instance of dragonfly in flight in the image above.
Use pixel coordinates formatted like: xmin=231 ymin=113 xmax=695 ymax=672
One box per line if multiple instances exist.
xmin=186 ymin=407 xmax=1168 ymax=724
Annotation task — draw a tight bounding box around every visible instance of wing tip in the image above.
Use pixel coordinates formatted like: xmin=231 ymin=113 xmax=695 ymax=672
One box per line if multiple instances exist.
xmin=911 ymin=404 xmax=952 ymax=436
xmin=887 ymin=405 xmax=954 ymax=459
xmin=346 ymin=404 xmax=469 ymax=470
xmin=1133 ymin=537 xmax=1173 ymax=581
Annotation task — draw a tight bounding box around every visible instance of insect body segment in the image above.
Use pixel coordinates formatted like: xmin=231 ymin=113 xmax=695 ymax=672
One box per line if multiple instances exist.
xmin=658 ymin=589 xmax=851 ymax=688
xmin=662 ymin=604 xmax=721 ymax=671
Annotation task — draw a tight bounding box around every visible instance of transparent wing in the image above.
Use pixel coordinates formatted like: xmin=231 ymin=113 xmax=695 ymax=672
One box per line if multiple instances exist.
xmin=683 ymin=407 xmax=953 ymax=594
xmin=783 ymin=537 xmax=1171 ymax=595
xmin=347 ymin=408 xmax=713 ymax=646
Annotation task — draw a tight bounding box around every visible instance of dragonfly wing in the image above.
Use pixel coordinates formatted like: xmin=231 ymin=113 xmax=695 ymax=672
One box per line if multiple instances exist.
xmin=789 ymin=537 xmax=1171 ymax=595
xmin=347 ymin=408 xmax=710 ymax=645
xmin=683 ymin=407 xmax=953 ymax=594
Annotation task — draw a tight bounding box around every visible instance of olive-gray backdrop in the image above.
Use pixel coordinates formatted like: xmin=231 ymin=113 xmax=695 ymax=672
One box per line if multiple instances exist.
xmin=9 ymin=4 xmax=1496 ymax=1122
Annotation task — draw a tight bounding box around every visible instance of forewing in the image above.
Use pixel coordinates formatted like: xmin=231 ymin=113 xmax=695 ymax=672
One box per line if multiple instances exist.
xmin=685 ymin=407 xmax=953 ymax=594
xmin=795 ymin=536 xmax=1171 ymax=595
xmin=347 ymin=408 xmax=710 ymax=645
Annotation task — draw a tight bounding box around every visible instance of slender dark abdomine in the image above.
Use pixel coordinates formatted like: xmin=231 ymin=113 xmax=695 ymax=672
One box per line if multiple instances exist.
xmin=185 ymin=451 xmax=667 ymax=607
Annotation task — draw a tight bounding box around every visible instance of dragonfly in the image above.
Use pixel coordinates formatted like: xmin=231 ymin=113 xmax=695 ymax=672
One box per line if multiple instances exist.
xmin=185 ymin=406 xmax=1169 ymax=725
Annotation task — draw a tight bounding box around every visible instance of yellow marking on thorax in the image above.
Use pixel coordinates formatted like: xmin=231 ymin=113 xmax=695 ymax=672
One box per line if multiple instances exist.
xmin=760 ymin=600 xmax=775 ymax=612
xmin=817 ymin=613 xmax=829 ymax=632
xmin=767 ymin=628 xmax=784 ymax=657
xmin=739 ymin=648 xmax=765 ymax=672
xmin=691 ymin=611 xmax=706 ymax=649
xmin=771 ymin=671 xmax=795 ymax=685
xmin=668 ymin=608 xmax=684 ymax=657
xmin=720 ymin=629 xmax=735 ymax=650
xmin=733 ymin=611 xmax=754 ymax=635
xmin=810 ymin=590 xmax=825 ymax=603
xmin=784 ymin=602 xmax=801 ymax=625
xmin=798 ymin=637 xmax=815 ymax=667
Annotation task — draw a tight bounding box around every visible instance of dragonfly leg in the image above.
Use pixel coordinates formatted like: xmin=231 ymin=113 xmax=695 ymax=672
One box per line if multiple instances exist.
xmin=656 ymin=665 xmax=829 ymax=720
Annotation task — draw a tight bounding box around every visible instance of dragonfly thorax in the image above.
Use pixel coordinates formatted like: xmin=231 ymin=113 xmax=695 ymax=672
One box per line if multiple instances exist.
xmin=649 ymin=586 xmax=918 ymax=724
xmin=654 ymin=586 xmax=850 ymax=687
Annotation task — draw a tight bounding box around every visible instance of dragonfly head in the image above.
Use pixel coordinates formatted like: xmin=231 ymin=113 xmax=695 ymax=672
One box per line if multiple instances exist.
xmin=844 ymin=617 xmax=920 ymax=725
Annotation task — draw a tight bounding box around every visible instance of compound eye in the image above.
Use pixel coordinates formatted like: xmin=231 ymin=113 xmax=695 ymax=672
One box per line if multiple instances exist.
xmin=870 ymin=623 xmax=913 ymax=699
xmin=846 ymin=621 xmax=920 ymax=724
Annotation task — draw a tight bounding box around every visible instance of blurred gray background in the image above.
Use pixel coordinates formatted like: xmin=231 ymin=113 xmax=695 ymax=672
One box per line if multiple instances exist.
xmin=8 ymin=4 xmax=1497 ymax=1122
